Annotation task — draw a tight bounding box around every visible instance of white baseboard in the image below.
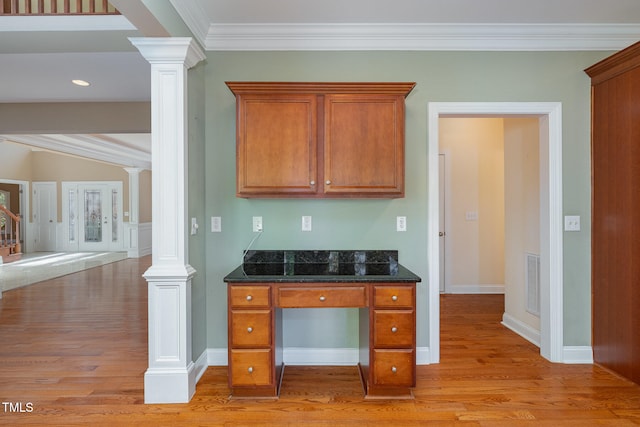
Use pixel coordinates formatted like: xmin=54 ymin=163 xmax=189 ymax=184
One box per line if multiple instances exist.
xmin=284 ymin=347 xmax=358 ymax=365
xmin=446 ymin=284 xmax=504 ymax=294
xmin=206 ymin=348 xmax=227 ymax=366
xmin=193 ymin=349 xmax=209 ymax=382
xmin=200 ymin=343 xmax=590 ymax=381
xmin=203 ymin=347 xmax=432 ymax=367
xmin=502 ymin=314 xmax=593 ymax=364
xmin=501 ymin=312 xmax=541 ymax=347
xmin=563 ymin=346 xmax=593 ymax=364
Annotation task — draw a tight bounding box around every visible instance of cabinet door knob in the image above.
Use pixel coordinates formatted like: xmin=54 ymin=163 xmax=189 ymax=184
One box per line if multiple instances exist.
xmin=391 ymin=295 xmax=398 ymax=301
xmin=310 ymin=180 xmax=315 ymax=186
xmin=247 ymin=366 xmax=254 ymax=373
xmin=319 ymin=296 xmax=326 ymax=301
xmin=247 ymin=327 xmax=253 ymax=333
xmin=391 ymin=326 xmax=398 ymax=333
xmin=325 ymin=180 xmax=331 ymax=185
xmin=391 ymin=366 xmax=397 ymax=373
xmin=246 ymin=295 xmax=253 ymax=301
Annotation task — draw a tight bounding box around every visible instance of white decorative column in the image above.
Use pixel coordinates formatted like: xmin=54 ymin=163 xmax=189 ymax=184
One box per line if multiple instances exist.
xmin=130 ymin=37 xmax=206 ymax=404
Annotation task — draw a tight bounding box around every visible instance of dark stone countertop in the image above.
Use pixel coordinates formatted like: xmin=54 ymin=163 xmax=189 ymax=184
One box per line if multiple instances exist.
xmin=224 ymin=250 xmax=422 ymax=283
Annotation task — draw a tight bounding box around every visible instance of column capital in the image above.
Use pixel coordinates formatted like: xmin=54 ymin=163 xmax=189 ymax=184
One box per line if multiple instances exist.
xmin=129 ymin=37 xmax=205 ymax=69
xmin=123 ymin=167 xmax=144 ymax=174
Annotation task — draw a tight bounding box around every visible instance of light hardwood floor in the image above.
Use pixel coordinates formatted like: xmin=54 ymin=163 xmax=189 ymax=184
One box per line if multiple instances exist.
xmin=0 ymin=256 xmax=638 ymax=426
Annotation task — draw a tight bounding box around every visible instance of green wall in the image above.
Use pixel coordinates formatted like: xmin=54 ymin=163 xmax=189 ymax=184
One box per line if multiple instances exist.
xmin=189 ymin=61 xmax=208 ymax=359
xmin=203 ymin=50 xmax=609 ymax=351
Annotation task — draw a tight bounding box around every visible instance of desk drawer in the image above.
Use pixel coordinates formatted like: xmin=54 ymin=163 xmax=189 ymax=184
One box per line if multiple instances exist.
xmin=278 ymin=286 xmax=367 ymax=308
xmin=372 ymin=349 xmax=415 ymax=387
xmin=373 ymin=285 xmax=415 ymax=309
xmin=230 ymin=349 xmax=273 ymax=386
xmin=230 ymin=310 xmax=272 ymax=348
xmin=229 ymin=285 xmax=271 ymax=308
xmin=373 ymin=310 xmax=414 ymax=348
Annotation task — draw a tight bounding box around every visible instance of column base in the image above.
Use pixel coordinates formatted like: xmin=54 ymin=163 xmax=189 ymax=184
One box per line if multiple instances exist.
xmin=144 ymin=362 xmax=197 ymax=403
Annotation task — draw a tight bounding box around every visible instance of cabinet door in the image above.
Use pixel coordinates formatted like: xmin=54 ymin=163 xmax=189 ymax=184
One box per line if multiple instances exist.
xmin=236 ymin=94 xmax=318 ymax=196
xmin=324 ymin=94 xmax=405 ymax=197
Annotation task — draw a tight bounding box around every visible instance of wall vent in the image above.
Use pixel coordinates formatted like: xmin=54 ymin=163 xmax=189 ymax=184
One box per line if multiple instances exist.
xmin=525 ymin=252 xmax=540 ymax=317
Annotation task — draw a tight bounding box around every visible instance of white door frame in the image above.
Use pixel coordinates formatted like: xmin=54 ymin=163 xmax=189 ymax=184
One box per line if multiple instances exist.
xmin=427 ymin=102 xmax=564 ymax=363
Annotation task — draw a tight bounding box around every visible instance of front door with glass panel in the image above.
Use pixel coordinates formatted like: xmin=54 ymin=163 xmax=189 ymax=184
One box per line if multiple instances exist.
xmin=81 ymin=185 xmax=111 ymax=251
xmin=63 ymin=182 xmax=123 ymax=252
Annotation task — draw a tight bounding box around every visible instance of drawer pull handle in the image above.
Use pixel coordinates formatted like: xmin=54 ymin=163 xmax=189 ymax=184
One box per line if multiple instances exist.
xmin=247 ymin=327 xmax=253 ymax=333
xmin=247 ymin=366 xmax=254 ymax=373
xmin=391 ymin=366 xmax=397 ymax=373
xmin=391 ymin=326 xmax=398 ymax=333
xmin=246 ymin=295 xmax=253 ymax=301
xmin=319 ymin=296 xmax=326 ymax=301
xmin=391 ymin=295 xmax=398 ymax=301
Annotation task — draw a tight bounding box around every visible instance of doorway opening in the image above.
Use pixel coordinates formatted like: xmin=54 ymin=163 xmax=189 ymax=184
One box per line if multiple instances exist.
xmin=439 ymin=117 xmax=542 ymax=345
xmin=427 ymin=102 xmax=564 ymax=364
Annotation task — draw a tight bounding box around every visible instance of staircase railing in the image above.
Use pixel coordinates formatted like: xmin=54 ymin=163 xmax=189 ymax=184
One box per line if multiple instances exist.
xmin=0 ymin=0 xmax=118 ymax=15
xmin=0 ymin=204 xmax=21 ymax=256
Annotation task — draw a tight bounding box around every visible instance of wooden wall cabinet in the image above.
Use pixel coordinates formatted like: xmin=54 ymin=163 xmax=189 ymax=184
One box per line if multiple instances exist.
xmin=585 ymin=41 xmax=640 ymax=385
xmin=226 ymin=82 xmax=415 ymax=198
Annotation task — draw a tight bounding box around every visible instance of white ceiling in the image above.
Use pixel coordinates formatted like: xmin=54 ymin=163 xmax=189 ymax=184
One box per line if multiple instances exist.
xmin=1 ymin=0 xmax=639 ymax=169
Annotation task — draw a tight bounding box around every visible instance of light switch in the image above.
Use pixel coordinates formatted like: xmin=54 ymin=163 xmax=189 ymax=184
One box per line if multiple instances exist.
xmin=211 ymin=216 xmax=221 ymax=232
xmin=397 ymin=216 xmax=407 ymax=232
xmin=465 ymin=211 xmax=478 ymax=221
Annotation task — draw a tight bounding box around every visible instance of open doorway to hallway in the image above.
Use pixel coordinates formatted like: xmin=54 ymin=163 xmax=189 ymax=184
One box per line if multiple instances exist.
xmin=427 ymin=102 xmax=564 ymax=365
xmin=438 ymin=117 xmax=542 ymax=347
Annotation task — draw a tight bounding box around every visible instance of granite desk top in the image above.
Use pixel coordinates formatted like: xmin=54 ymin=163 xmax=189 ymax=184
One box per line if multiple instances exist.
xmin=224 ymin=250 xmax=422 ymax=283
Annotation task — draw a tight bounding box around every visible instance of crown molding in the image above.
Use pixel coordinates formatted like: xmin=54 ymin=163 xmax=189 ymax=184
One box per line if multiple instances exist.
xmin=200 ymin=23 xmax=640 ymax=51
xmin=1 ymin=134 xmax=151 ymax=169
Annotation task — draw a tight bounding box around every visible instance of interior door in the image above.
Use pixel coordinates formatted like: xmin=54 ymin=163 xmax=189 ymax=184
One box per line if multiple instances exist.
xmin=438 ymin=154 xmax=446 ymax=293
xmin=33 ymin=182 xmax=57 ymax=251
xmin=78 ymin=184 xmax=112 ymax=252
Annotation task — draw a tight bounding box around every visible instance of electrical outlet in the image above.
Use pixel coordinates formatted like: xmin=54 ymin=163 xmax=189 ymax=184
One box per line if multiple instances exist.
xmin=397 ymin=216 xmax=407 ymax=232
xmin=302 ymin=216 xmax=312 ymax=231
xmin=564 ymin=215 xmax=580 ymax=231
xmin=253 ymin=216 xmax=263 ymax=232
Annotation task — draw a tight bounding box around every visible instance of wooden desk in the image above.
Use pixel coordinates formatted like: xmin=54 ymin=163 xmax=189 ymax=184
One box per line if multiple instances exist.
xmin=226 ymin=281 xmax=417 ymax=399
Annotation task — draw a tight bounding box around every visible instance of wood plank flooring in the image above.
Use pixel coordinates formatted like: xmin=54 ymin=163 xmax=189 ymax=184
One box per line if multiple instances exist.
xmin=0 ymin=256 xmax=639 ymax=425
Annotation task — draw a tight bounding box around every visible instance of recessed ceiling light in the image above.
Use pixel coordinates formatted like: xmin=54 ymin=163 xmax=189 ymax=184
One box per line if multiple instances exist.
xmin=72 ymin=79 xmax=90 ymax=87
